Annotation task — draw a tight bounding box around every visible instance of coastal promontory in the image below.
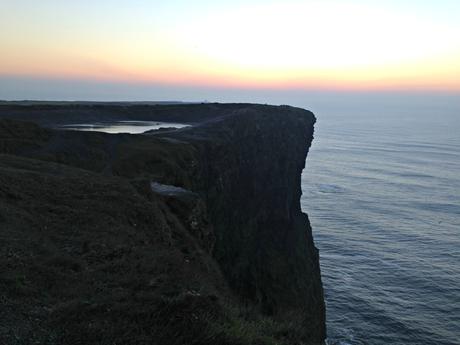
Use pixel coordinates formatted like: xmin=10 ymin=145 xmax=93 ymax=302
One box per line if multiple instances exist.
xmin=0 ymin=103 xmax=325 ymax=345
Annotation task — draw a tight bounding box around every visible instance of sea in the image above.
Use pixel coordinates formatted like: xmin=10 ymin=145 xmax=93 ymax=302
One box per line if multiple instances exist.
xmin=300 ymin=97 xmax=460 ymax=345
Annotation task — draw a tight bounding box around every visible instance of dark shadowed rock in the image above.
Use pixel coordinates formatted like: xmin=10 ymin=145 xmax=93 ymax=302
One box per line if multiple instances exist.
xmin=0 ymin=103 xmax=325 ymax=345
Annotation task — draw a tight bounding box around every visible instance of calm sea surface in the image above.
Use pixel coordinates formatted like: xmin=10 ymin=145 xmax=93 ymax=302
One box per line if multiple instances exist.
xmin=301 ymin=105 xmax=460 ymax=345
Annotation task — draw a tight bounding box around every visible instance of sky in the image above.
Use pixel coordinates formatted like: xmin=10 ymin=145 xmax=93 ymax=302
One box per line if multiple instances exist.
xmin=1 ymin=0 xmax=460 ymax=101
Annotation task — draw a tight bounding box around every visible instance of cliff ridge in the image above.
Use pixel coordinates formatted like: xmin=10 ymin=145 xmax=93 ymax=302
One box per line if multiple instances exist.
xmin=0 ymin=103 xmax=325 ymax=344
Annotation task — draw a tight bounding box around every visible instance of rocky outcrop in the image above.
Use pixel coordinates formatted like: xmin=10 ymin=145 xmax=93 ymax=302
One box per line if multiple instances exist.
xmin=0 ymin=103 xmax=325 ymax=344
xmin=186 ymin=107 xmax=325 ymax=341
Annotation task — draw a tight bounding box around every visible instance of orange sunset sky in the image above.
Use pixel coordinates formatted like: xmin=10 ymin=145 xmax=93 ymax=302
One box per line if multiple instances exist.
xmin=1 ymin=0 xmax=460 ymax=96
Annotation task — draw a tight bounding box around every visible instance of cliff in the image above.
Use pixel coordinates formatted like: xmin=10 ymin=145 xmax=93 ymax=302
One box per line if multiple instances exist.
xmin=0 ymin=103 xmax=325 ymax=344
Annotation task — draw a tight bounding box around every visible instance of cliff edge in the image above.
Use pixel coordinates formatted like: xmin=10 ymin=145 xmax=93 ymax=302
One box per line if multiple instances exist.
xmin=0 ymin=103 xmax=325 ymax=344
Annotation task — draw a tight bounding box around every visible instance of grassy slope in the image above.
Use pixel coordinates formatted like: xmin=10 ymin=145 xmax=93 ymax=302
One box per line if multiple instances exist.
xmin=0 ymin=104 xmax=324 ymax=345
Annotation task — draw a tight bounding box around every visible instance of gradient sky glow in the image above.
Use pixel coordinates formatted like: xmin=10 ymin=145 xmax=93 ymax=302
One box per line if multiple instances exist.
xmin=1 ymin=0 xmax=460 ymax=96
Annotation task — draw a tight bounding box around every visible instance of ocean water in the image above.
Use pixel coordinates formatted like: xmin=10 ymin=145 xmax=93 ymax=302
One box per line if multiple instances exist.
xmin=300 ymin=104 xmax=460 ymax=345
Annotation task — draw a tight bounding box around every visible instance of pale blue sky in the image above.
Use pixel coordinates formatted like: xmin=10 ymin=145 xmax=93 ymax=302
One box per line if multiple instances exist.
xmin=1 ymin=0 xmax=460 ymax=100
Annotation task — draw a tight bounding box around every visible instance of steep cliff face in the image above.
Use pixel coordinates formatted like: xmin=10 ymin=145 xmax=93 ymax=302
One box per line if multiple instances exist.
xmin=168 ymin=106 xmax=325 ymax=341
xmin=0 ymin=103 xmax=325 ymax=345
